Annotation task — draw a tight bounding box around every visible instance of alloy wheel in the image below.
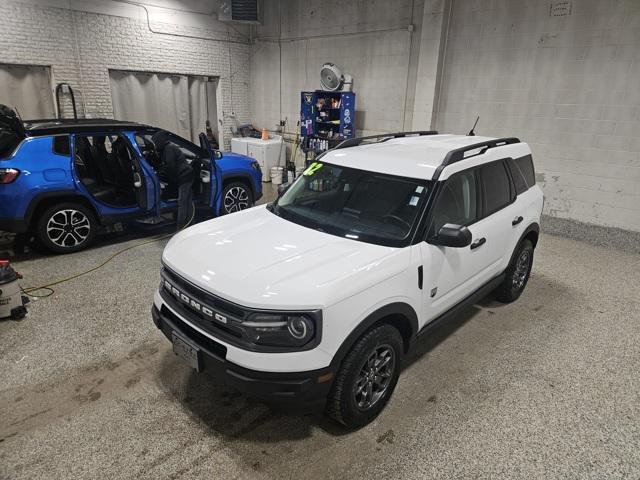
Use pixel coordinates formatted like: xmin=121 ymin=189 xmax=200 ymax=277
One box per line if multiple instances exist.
xmin=46 ymin=209 xmax=91 ymax=248
xmin=353 ymin=345 xmax=396 ymax=411
xmin=512 ymin=250 xmax=531 ymax=290
xmin=224 ymin=186 xmax=250 ymax=213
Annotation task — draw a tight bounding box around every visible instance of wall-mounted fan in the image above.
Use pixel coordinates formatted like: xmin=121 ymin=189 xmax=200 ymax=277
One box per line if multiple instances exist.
xmin=320 ymin=63 xmax=353 ymax=92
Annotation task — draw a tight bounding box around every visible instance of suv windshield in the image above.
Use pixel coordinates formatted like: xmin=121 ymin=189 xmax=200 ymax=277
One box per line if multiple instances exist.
xmin=272 ymin=161 xmax=431 ymax=247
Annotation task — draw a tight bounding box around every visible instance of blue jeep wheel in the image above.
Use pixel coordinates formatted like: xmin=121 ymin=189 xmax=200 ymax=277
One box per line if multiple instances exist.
xmin=222 ymin=181 xmax=253 ymax=215
xmin=36 ymin=202 xmax=97 ymax=254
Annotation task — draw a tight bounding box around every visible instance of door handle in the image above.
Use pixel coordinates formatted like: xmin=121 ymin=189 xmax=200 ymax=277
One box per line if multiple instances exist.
xmin=512 ymin=216 xmax=523 ymax=226
xmin=470 ymin=237 xmax=486 ymax=250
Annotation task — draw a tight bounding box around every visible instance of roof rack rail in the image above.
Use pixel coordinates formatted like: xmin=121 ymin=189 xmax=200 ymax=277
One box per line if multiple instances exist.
xmin=334 ymin=130 xmax=439 ymax=150
xmin=432 ymin=137 xmax=521 ymax=180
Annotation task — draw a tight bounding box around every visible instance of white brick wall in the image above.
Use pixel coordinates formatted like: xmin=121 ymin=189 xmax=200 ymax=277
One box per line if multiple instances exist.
xmin=435 ymin=0 xmax=640 ymax=232
xmin=0 ymin=0 xmax=251 ymax=148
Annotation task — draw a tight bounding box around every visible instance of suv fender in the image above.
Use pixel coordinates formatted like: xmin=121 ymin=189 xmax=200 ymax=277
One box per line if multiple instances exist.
xmin=329 ymin=302 xmax=419 ymax=371
xmin=26 ymin=191 xmax=100 ymax=229
xmin=510 ymin=222 xmax=540 ymax=262
xmin=223 ymin=174 xmax=255 ymax=195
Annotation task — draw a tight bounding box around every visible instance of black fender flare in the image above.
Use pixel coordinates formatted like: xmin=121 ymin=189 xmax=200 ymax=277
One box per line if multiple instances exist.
xmin=507 ymin=222 xmax=540 ymax=266
xmin=24 ymin=190 xmax=98 ymax=227
xmin=222 ymin=173 xmax=257 ymax=197
xmin=329 ymin=302 xmax=419 ymax=371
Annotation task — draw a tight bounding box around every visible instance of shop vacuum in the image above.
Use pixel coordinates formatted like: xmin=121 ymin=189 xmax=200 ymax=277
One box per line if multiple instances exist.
xmin=0 ymin=260 xmax=28 ymax=320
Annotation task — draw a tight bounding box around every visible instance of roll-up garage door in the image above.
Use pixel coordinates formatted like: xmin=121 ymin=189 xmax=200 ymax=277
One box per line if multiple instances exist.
xmin=0 ymin=64 xmax=55 ymax=119
xmin=109 ymin=70 xmax=218 ymax=143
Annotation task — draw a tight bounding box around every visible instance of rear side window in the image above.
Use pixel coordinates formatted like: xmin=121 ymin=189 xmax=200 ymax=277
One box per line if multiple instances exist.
xmin=480 ymin=160 xmax=511 ymax=216
xmin=515 ymin=155 xmax=535 ymax=188
xmin=52 ymin=135 xmax=70 ymax=156
xmin=507 ymin=158 xmax=527 ymax=194
xmin=0 ymin=128 xmax=21 ymax=159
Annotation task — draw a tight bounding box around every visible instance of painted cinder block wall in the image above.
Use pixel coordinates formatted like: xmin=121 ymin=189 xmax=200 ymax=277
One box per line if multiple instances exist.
xmin=436 ymin=0 xmax=640 ymax=232
xmin=0 ymin=0 xmax=251 ymax=149
xmin=251 ymin=0 xmax=640 ymax=234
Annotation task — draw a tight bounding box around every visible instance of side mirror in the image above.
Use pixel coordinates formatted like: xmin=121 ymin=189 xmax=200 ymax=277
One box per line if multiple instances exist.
xmin=198 ymin=132 xmax=222 ymax=160
xmin=432 ymin=223 xmax=472 ymax=248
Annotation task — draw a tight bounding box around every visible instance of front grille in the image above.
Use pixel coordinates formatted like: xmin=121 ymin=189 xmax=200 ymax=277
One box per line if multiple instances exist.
xmin=161 ymin=305 xmax=227 ymax=359
xmin=160 ymin=266 xmax=257 ymax=349
xmin=161 ymin=287 xmax=244 ymax=339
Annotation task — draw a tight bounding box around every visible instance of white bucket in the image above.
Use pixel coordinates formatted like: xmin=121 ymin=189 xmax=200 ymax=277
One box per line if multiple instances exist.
xmin=270 ymin=166 xmax=284 ymax=185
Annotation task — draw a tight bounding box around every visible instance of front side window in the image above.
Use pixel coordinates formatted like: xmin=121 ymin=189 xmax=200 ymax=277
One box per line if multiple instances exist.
xmin=480 ymin=160 xmax=511 ymax=216
xmin=430 ymin=170 xmax=478 ymax=236
xmin=273 ymin=162 xmax=431 ymax=247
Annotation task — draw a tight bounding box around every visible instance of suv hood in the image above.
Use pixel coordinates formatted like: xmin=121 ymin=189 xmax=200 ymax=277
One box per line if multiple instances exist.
xmin=162 ymin=205 xmax=411 ymax=309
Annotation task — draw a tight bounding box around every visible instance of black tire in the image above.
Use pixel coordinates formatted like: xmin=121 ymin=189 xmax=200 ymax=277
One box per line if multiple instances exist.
xmin=222 ymin=181 xmax=253 ymax=215
xmin=326 ymin=324 xmax=403 ymax=429
xmin=35 ymin=202 xmax=97 ymax=254
xmin=494 ymin=239 xmax=534 ymax=303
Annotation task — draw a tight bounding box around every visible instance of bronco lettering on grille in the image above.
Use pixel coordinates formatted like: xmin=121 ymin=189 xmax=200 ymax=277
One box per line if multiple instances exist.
xmin=163 ymin=279 xmax=228 ymax=324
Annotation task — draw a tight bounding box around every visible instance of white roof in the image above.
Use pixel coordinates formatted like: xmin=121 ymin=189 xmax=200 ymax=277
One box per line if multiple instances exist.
xmin=322 ymin=134 xmax=528 ymax=181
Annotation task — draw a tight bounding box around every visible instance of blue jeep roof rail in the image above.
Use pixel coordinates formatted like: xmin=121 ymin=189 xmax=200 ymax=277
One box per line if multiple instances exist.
xmin=432 ymin=137 xmax=521 ymax=180
xmin=334 ymin=130 xmax=439 ymax=150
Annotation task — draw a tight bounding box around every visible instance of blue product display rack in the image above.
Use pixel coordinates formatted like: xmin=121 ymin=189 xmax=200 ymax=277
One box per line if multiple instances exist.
xmin=300 ymin=90 xmax=356 ymax=160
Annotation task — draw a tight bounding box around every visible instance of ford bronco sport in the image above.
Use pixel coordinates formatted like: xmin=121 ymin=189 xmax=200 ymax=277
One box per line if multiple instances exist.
xmin=0 ymin=105 xmax=262 ymax=253
xmin=152 ymin=131 xmax=543 ymax=428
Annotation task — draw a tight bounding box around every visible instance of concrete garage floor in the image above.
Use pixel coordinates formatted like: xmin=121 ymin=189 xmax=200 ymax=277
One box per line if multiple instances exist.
xmin=1 ymin=191 xmax=639 ymax=479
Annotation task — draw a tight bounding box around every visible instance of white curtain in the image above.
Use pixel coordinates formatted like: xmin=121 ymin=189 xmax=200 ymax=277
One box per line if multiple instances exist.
xmin=109 ymin=70 xmax=191 ymax=140
xmin=110 ymin=70 xmax=218 ymax=143
xmin=0 ymin=64 xmax=55 ymax=119
xmin=188 ymin=76 xmax=207 ymax=143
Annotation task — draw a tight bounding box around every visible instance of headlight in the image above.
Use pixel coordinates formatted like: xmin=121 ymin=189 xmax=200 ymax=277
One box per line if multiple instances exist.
xmin=243 ymin=312 xmax=315 ymax=347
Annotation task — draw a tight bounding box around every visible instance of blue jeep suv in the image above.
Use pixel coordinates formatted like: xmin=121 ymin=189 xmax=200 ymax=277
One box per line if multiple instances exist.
xmin=0 ymin=106 xmax=262 ymax=253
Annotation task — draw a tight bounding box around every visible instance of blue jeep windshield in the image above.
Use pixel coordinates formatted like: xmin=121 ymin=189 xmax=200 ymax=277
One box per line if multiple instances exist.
xmin=272 ymin=162 xmax=431 ymax=247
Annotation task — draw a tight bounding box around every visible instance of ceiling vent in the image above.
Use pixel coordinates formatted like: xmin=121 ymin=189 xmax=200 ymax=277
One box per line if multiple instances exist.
xmin=218 ymin=0 xmax=261 ymax=24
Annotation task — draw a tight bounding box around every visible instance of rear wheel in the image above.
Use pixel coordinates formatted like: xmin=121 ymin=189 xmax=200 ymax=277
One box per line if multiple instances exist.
xmin=326 ymin=324 xmax=403 ymax=428
xmin=36 ymin=202 xmax=97 ymax=254
xmin=494 ymin=239 xmax=534 ymax=303
xmin=222 ymin=181 xmax=253 ymax=214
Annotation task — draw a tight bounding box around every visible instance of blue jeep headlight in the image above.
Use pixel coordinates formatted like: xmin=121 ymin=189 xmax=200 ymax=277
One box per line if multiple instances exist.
xmin=242 ymin=312 xmax=315 ymax=347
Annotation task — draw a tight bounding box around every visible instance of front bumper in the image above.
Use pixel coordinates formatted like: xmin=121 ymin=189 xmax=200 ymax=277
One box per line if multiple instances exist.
xmin=152 ymin=304 xmax=333 ymax=411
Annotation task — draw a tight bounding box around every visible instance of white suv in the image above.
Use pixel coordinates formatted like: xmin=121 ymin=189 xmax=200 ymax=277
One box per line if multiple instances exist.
xmin=152 ymin=131 xmax=543 ymax=428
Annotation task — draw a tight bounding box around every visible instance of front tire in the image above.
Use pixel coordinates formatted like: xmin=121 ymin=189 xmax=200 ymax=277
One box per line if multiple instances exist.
xmin=222 ymin=182 xmax=253 ymax=214
xmin=494 ymin=239 xmax=534 ymax=303
xmin=326 ymin=324 xmax=403 ymax=428
xmin=35 ymin=202 xmax=97 ymax=254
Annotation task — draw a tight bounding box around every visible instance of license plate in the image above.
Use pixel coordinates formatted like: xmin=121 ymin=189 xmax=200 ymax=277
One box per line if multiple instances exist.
xmin=172 ymin=332 xmax=201 ymax=372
